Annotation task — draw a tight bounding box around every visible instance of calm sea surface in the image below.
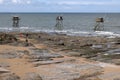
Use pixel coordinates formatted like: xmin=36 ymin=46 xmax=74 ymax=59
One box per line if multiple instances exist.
xmin=0 ymin=13 xmax=120 ymax=37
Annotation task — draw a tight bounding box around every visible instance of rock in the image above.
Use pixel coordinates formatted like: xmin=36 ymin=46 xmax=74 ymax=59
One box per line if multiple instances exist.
xmin=92 ymin=44 xmax=103 ymax=49
xmin=64 ymin=52 xmax=82 ymax=57
xmin=17 ymin=50 xmax=29 ymax=55
xmin=28 ymin=58 xmax=53 ymax=62
xmin=0 ymin=73 xmax=20 ymax=80
xmin=114 ymin=78 xmax=120 ymax=80
xmin=28 ymin=48 xmax=63 ymax=60
xmin=99 ymin=72 xmax=120 ymax=80
xmin=23 ymin=72 xmax=42 ymax=80
xmin=106 ymin=49 xmax=120 ymax=54
xmin=38 ymin=63 xmax=103 ymax=80
xmin=0 ymin=68 xmax=10 ymax=73
xmin=0 ymin=63 xmax=10 ymax=68
xmin=0 ymin=52 xmax=20 ymax=59
xmin=0 ymin=34 xmax=18 ymax=45
xmin=111 ymin=59 xmax=120 ymax=65
xmin=33 ymin=60 xmax=64 ymax=67
xmin=16 ymin=50 xmax=30 ymax=58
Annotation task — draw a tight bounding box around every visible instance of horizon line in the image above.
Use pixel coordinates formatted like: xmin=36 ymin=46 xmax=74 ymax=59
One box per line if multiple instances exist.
xmin=0 ymin=12 xmax=120 ymax=14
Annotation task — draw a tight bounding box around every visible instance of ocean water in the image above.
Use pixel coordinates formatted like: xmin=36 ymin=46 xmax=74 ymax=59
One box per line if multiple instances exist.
xmin=0 ymin=13 xmax=120 ymax=37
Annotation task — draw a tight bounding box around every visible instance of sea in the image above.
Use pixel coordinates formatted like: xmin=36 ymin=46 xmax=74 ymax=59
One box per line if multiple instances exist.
xmin=0 ymin=13 xmax=120 ymax=38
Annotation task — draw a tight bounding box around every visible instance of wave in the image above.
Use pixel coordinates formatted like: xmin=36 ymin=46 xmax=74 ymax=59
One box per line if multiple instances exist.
xmin=94 ymin=31 xmax=120 ymax=38
xmin=0 ymin=27 xmax=120 ymax=38
xmin=39 ymin=29 xmax=120 ymax=38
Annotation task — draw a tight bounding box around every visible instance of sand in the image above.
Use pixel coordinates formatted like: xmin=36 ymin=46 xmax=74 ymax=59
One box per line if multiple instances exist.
xmin=0 ymin=32 xmax=120 ymax=80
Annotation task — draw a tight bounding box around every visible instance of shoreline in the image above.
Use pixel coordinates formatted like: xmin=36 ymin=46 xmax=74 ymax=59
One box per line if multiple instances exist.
xmin=0 ymin=32 xmax=120 ymax=80
xmin=0 ymin=26 xmax=120 ymax=38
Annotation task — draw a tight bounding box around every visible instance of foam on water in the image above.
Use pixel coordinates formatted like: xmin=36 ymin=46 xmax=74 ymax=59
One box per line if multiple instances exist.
xmin=43 ymin=29 xmax=120 ymax=38
xmin=94 ymin=31 xmax=120 ymax=38
xmin=0 ymin=26 xmax=120 ymax=38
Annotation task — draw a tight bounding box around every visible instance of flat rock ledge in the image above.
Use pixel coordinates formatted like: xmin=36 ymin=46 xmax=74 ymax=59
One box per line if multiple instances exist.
xmin=38 ymin=63 xmax=103 ymax=80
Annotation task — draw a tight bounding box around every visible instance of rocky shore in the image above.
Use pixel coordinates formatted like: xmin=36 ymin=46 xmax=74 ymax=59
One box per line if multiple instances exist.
xmin=0 ymin=32 xmax=120 ymax=80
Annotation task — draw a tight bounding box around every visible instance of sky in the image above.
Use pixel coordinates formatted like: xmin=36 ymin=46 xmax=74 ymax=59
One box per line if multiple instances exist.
xmin=0 ymin=0 xmax=120 ymax=12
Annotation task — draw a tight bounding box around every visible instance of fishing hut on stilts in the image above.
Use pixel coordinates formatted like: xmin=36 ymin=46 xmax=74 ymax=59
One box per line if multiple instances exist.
xmin=94 ymin=17 xmax=104 ymax=31
xmin=12 ymin=16 xmax=28 ymax=46
xmin=55 ymin=16 xmax=63 ymax=30
xmin=12 ymin=16 xmax=20 ymax=27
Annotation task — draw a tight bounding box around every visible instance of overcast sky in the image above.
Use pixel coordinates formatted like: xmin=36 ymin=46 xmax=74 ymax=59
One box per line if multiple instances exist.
xmin=0 ymin=0 xmax=120 ymax=12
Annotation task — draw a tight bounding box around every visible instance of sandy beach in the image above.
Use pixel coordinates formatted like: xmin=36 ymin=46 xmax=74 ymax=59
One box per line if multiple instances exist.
xmin=0 ymin=32 xmax=120 ymax=80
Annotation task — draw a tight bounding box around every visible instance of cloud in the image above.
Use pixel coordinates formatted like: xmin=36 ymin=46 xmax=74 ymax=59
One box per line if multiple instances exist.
xmin=0 ymin=0 xmax=3 ymax=4
xmin=12 ymin=0 xmax=20 ymax=3
xmin=11 ymin=0 xmax=31 ymax=4
xmin=26 ymin=0 xmax=31 ymax=4
xmin=54 ymin=1 xmax=120 ymax=6
xmin=1 ymin=0 xmax=120 ymax=6
xmin=0 ymin=0 xmax=120 ymax=12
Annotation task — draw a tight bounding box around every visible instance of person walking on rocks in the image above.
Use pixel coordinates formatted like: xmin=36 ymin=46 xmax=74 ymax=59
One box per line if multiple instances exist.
xmin=25 ymin=33 xmax=29 ymax=46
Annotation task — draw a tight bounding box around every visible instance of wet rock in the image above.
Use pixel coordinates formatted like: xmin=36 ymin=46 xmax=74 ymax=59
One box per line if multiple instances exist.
xmin=103 ymin=54 xmax=120 ymax=60
xmin=106 ymin=49 xmax=120 ymax=55
xmin=0 ymin=34 xmax=18 ymax=45
xmin=57 ymin=40 xmax=65 ymax=46
xmin=92 ymin=44 xmax=103 ymax=49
